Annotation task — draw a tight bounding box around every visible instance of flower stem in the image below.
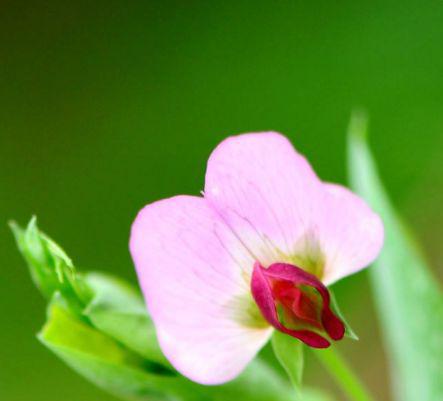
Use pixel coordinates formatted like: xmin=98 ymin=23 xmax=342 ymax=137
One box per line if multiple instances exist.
xmin=314 ymin=348 xmax=377 ymax=401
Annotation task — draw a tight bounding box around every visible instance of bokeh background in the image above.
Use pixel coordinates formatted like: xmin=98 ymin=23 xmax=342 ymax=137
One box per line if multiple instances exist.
xmin=1 ymin=1 xmax=443 ymax=400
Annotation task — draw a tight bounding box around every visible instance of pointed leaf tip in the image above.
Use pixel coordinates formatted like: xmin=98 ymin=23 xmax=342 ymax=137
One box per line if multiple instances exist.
xmin=9 ymin=220 xmax=24 ymax=241
xmin=348 ymin=109 xmax=369 ymax=141
xmin=11 ymin=217 xmax=90 ymax=313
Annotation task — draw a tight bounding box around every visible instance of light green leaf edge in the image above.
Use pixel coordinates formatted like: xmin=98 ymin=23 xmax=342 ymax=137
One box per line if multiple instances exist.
xmin=347 ymin=111 xmax=443 ymax=401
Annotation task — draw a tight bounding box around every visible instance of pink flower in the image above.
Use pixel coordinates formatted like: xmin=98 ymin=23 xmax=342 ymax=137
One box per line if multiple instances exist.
xmin=130 ymin=132 xmax=384 ymax=385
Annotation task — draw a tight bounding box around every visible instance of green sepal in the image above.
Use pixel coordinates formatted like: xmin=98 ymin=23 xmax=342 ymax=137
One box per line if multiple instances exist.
xmin=329 ymin=291 xmax=359 ymax=341
xmin=271 ymin=330 xmax=304 ymax=398
xmin=270 ymin=332 xmax=339 ymax=401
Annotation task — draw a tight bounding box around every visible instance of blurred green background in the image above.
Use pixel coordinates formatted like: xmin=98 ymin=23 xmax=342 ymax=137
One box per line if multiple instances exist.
xmin=1 ymin=1 xmax=443 ymax=400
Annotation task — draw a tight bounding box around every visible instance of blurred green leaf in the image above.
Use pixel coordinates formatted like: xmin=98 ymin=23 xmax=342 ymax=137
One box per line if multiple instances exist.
xmin=347 ymin=112 xmax=443 ymax=401
xmin=313 ymin=347 xmax=376 ymax=401
xmin=40 ymin=298 xmax=301 ymax=401
xmin=83 ymin=272 xmax=170 ymax=368
xmin=301 ymin=389 xmax=336 ymax=401
xmin=271 ymin=330 xmax=304 ymax=398
xmin=39 ymin=299 xmax=192 ymax=401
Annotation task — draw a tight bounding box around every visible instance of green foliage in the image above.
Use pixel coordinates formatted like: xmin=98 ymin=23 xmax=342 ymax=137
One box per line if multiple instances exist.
xmin=348 ymin=113 xmax=443 ymax=401
xmin=9 ymin=217 xmax=92 ymax=316
xmin=301 ymin=390 xmax=336 ymax=401
xmin=39 ymin=300 xmax=179 ymax=401
xmin=83 ymin=272 xmax=170 ymax=368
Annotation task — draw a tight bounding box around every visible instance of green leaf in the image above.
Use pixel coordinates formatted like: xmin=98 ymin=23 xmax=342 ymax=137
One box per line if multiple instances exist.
xmin=40 ymin=299 xmax=298 ymax=401
xmin=271 ymin=330 xmax=304 ymax=397
xmin=347 ymin=112 xmax=443 ymax=401
xmin=39 ymin=299 xmax=194 ymax=401
xmin=83 ymin=272 xmax=170 ymax=368
xmin=9 ymin=218 xmax=92 ymax=314
xmin=10 ymin=217 xmax=61 ymax=299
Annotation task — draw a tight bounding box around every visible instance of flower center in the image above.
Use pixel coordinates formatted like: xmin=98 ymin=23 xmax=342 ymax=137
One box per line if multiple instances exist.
xmin=251 ymin=262 xmax=345 ymax=348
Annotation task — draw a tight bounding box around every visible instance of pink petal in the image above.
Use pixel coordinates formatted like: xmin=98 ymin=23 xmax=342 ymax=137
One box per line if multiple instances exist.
xmin=318 ymin=184 xmax=384 ymax=285
xmin=205 ymin=132 xmax=324 ymax=267
xmin=204 ymin=132 xmax=383 ymax=284
xmin=130 ymin=195 xmax=272 ymax=385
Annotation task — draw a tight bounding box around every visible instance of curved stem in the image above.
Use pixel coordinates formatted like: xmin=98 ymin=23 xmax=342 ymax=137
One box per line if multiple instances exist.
xmin=314 ymin=348 xmax=377 ymax=401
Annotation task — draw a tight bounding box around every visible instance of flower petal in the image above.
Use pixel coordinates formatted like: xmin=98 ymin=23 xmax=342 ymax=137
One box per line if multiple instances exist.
xmin=204 ymin=132 xmax=383 ymax=284
xmin=204 ymin=132 xmax=324 ymax=267
xmin=130 ymin=195 xmax=272 ymax=385
xmin=318 ymin=183 xmax=384 ymax=285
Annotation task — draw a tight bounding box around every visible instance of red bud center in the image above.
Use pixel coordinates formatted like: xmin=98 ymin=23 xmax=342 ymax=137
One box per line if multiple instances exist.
xmin=251 ymin=262 xmax=345 ymax=348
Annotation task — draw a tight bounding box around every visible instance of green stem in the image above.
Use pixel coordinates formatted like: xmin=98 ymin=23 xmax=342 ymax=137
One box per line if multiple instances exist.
xmin=314 ymin=348 xmax=377 ymax=401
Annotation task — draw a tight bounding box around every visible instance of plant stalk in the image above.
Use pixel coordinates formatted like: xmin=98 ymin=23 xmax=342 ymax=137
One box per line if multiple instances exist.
xmin=314 ymin=347 xmax=377 ymax=401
